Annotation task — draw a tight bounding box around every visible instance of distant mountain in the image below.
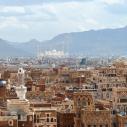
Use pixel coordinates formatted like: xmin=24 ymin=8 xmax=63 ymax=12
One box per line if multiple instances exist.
xmin=13 ymin=39 xmax=41 ymax=56
xmin=40 ymin=26 xmax=127 ymax=56
xmin=0 ymin=39 xmax=30 ymax=57
xmin=0 ymin=26 xmax=127 ymax=57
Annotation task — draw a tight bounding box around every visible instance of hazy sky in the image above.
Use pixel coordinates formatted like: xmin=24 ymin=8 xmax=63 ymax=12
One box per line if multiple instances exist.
xmin=0 ymin=0 xmax=126 ymax=42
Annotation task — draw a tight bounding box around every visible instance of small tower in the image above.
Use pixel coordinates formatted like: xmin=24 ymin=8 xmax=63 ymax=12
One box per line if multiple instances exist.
xmin=7 ymin=68 xmax=30 ymax=122
xmin=73 ymin=91 xmax=94 ymax=127
xmin=17 ymin=68 xmax=25 ymax=86
xmin=15 ymin=68 xmax=27 ymax=100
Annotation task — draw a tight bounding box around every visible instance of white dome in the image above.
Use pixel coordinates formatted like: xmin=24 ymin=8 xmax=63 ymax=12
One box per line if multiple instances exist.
xmin=65 ymin=97 xmax=69 ymax=101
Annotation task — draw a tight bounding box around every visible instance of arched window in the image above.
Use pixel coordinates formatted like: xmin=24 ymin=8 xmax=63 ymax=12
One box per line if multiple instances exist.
xmin=51 ymin=118 xmax=53 ymax=122
xmin=88 ymin=98 xmax=90 ymax=105
xmin=77 ymin=98 xmax=81 ymax=106
xmin=82 ymin=98 xmax=87 ymax=107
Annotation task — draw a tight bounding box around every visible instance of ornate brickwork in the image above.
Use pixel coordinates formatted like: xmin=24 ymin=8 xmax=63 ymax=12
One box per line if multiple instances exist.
xmin=81 ymin=110 xmax=111 ymax=127
xmin=113 ymin=87 xmax=127 ymax=112
xmin=73 ymin=92 xmax=94 ymax=127
xmin=73 ymin=91 xmax=111 ymax=127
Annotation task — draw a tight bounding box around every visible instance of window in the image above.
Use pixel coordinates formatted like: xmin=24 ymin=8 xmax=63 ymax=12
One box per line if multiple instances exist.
xmin=51 ymin=118 xmax=53 ymax=122
xmin=47 ymin=118 xmax=49 ymax=122
xmin=88 ymin=99 xmax=90 ymax=105
xmin=113 ymin=123 xmax=116 ymax=127
xmin=54 ymin=119 xmax=56 ymax=122
xmin=18 ymin=114 xmax=21 ymax=120
xmin=47 ymin=114 xmax=50 ymax=117
xmin=82 ymin=98 xmax=86 ymax=107
xmin=120 ymin=99 xmax=127 ymax=103
xmin=37 ymin=119 xmax=39 ymax=123
xmin=105 ymin=124 xmax=108 ymax=127
xmin=37 ymin=115 xmax=40 ymax=119
xmin=81 ymin=123 xmax=84 ymax=127
xmin=77 ymin=98 xmax=81 ymax=106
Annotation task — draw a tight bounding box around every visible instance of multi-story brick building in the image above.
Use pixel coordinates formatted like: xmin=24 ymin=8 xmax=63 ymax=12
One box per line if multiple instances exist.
xmin=73 ymin=91 xmax=111 ymax=127
xmin=112 ymin=87 xmax=127 ymax=113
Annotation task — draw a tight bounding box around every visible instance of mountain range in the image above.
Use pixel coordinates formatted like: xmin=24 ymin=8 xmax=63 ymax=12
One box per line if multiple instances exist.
xmin=1 ymin=26 xmax=127 ymax=57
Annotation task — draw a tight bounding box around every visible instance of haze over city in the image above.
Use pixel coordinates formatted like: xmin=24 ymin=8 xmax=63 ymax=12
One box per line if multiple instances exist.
xmin=0 ymin=0 xmax=127 ymax=127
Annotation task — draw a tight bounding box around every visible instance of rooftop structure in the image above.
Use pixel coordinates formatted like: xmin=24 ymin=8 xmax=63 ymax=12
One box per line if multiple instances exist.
xmin=38 ymin=49 xmax=66 ymax=58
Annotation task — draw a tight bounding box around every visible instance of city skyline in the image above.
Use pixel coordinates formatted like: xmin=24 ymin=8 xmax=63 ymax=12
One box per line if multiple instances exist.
xmin=0 ymin=0 xmax=126 ymax=42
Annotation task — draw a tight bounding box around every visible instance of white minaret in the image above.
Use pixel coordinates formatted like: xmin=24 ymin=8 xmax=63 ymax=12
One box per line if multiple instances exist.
xmin=16 ymin=68 xmax=27 ymax=100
